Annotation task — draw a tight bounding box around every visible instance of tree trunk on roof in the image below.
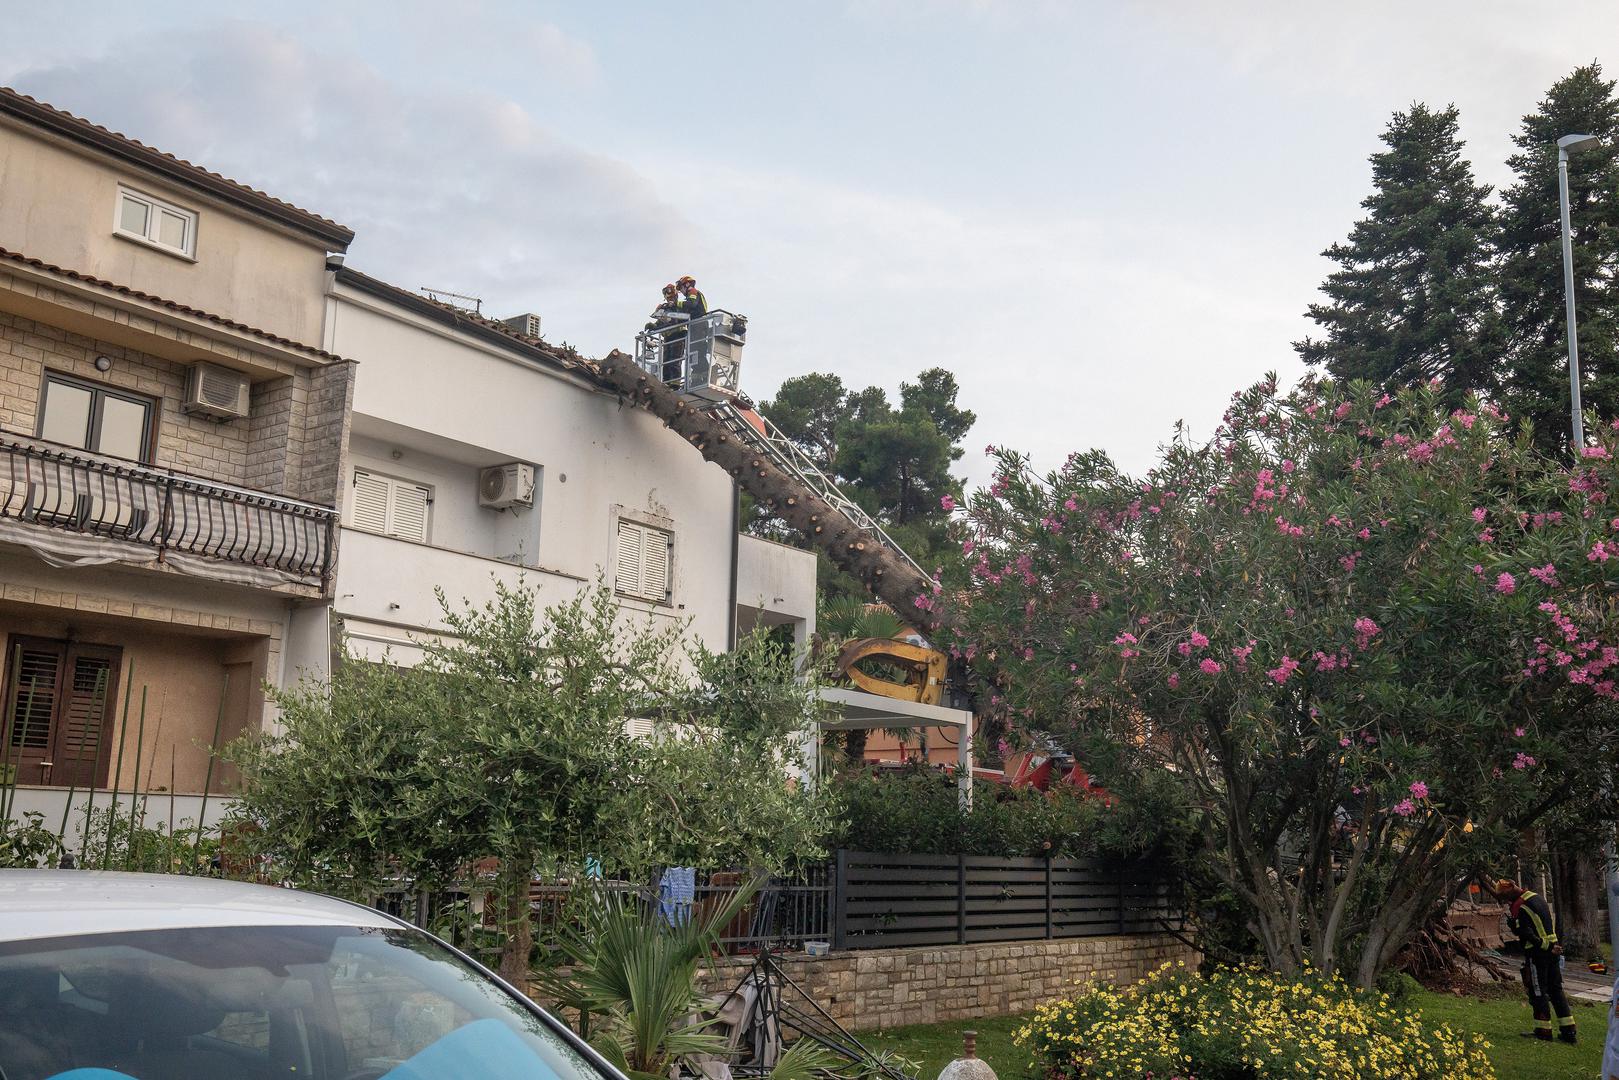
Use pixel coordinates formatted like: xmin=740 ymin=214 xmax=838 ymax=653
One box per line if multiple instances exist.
xmin=593 ymin=350 xmax=941 ymax=630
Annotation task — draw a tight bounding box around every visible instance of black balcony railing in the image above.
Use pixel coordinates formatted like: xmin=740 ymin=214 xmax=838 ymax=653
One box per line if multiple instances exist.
xmin=0 ymin=438 xmax=334 ymax=583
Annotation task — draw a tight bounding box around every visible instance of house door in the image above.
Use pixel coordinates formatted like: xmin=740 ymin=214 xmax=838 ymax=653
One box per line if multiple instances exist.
xmin=2 ymin=636 xmax=122 ymax=788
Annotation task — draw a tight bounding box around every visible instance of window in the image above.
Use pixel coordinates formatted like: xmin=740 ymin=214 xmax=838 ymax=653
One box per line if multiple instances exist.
xmin=2 ymin=636 xmax=122 ymax=788
xmin=115 ymin=186 xmax=197 ymax=257
xmin=350 ymin=469 xmax=432 ymax=543
xmin=615 ymin=520 xmax=672 ymax=604
xmin=36 ymin=372 xmax=155 ymax=463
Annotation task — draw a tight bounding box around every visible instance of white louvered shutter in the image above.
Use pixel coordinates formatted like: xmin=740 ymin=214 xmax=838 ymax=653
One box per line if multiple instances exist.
xmin=640 ymin=526 xmax=671 ymax=602
xmin=390 ymin=483 xmax=432 ymax=543
xmin=351 ymin=470 xmax=391 ymax=534
xmin=616 ymin=522 xmax=644 ymax=598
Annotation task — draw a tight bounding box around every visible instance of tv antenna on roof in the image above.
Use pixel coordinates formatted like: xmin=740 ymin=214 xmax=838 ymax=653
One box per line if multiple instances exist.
xmin=420 ymin=287 xmax=483 ymax=315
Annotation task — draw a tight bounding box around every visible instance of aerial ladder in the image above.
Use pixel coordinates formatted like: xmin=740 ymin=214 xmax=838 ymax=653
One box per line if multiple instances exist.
xmin=593 ymin=310 xmax=940 ymax=632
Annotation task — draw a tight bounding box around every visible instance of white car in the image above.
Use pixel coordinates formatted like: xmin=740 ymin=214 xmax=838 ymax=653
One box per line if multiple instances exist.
xmin=0 ymin=871 xmax=624 ymax=1080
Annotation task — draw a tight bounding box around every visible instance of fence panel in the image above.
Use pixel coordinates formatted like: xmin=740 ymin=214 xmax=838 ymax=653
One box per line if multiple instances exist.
xmin=832 ymin=850 xmax=1182 ymax=950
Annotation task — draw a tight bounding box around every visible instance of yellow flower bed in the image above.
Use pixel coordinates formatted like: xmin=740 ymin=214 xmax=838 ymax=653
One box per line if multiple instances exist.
xmin=1013 ymin=963 xmax=1494 ymax=1080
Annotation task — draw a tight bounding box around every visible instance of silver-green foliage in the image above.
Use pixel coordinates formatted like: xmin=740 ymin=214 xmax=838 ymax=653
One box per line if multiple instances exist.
xmin=227 ymin=580 xmax=833 ymax=979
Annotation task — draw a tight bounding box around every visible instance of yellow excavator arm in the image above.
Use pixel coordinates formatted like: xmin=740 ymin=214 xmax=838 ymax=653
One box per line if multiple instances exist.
xmin=835 ymin=638 xmax=947 ymax=706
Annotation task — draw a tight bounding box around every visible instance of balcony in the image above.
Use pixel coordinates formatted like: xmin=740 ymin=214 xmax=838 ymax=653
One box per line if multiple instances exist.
xmin=0 ymin=437 xmax=334 ymax=586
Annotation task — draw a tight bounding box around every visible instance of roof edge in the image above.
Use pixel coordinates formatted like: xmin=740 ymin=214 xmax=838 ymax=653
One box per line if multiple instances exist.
xmin=334 ymin=267 xmax=605 ymax=386
xmin=0 ymin=88 xmax=354 ymax=251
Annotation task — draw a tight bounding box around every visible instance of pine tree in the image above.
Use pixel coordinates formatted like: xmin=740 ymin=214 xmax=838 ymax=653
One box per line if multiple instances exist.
xmin=1295 ymin=103 xmax=1498 ymax=406
xmin=1497 ymin=63 xmax=1619 ymax=454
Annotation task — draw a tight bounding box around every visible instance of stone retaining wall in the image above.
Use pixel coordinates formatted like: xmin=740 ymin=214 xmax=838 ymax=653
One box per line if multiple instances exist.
xmin=694 ymin=933 xmax=1197 ymax=1032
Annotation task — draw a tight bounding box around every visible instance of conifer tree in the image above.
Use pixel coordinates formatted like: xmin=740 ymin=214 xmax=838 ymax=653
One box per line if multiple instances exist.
xmin=1497 ymin=64 xmax=1619 ymax=454
xmin=1295 ymin=103 xmax=1498 ymax=406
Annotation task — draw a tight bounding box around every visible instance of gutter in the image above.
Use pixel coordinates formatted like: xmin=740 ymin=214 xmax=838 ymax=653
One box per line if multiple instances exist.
xmin=729 ymin=480 xmax=740 ymax=651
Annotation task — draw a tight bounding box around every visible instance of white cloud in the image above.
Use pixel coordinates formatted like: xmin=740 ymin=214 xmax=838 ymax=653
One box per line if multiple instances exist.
xmin=6 ymin=20 xmax=682 ymax=347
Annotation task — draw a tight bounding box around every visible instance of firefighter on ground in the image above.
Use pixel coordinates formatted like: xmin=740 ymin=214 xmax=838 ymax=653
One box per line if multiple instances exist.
xmin=676 ymin=275 xmax=707 ymax=319
xmin=1493 ymin=878 xmax=1577 ymax=1044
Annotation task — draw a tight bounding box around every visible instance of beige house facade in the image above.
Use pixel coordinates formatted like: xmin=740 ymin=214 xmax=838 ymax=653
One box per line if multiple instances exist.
xmin=0 ymin=88 xmax=354 ymax=838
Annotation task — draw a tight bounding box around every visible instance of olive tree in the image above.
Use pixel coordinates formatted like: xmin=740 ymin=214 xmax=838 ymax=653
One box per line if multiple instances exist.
xmin=230 ymin=580 xmax=832 ymax=980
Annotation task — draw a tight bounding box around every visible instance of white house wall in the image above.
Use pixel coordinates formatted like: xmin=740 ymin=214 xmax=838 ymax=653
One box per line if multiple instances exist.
xmin=302 ymin=284 xmax=739 ymax=677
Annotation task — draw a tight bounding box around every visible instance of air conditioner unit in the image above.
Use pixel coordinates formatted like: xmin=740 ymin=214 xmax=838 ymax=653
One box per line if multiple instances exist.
xmin=478 ymin=463 xmax=535 ymax=510
xmin=500 ymin=312 xmax=542 ymax=339
xmin=183 ymin=362 xmax=250 ymax=421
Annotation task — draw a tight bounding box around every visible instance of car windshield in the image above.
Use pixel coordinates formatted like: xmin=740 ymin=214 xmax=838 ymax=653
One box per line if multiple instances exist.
xmin=0 ymin=923 xmax=607 ymax=1080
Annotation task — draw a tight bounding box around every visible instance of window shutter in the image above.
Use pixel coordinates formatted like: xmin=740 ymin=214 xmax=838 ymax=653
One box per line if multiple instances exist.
xmin=390 ymin=483 xmax=432 ymax=543
xmin=8 ymin=644 xmax=63 ymax=752
xmin=616 ymin=522 xmax=644 ymax=598
xmin=624 ymin=717 xmax=655 ymax=739
xmin=57 ymin=655 xmax=114 ymax=788
xmin=351 ymin=470 xmax=391 ymax=534
xmin=641 ymin=527 xmax=671 ymax=601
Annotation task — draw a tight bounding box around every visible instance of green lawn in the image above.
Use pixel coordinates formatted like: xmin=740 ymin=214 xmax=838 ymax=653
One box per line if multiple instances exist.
xmin=857 ymin=989 xmax=1609 ymax=1080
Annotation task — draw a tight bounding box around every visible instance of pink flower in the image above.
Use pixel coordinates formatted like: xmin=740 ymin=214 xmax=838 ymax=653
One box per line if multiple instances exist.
xmin=1022 ymin=647 xmax=1034 ymax=661
xmin=1267 ymin=656 xmax=1301 ymax=684
xmin=1190 ymin=631 xmax=1209 ymax=649
xmin=1409 ymin=780 xmax=1429 ymax=799
xmin=1494 ymin=572 xmax=1516 ymax=595
xmin=1167 ymin=673 xmax=1180 ymax=689
xmin=1478 ymin=528 xmax=1496 ymax=543
xmin=1512 ymin=752 xmax=1536 ymax=770
xmin=961 ymin=539 xmax=974 ymax=556
xmin=1339 ymin=736 xmax=1352 ymax=748
xmin=1281 ymin=459 xmax=1296 ymax=474
xmin=1357 ymin=527 xmax=1372 ymax=540
xmin=1333 ymin=401 xmax=1353 ymax=420
xmin=940 ymin=494 xmax=956 ymax=511
xmin=1177 ymin=641 xmax=1193 ymax=657
xmin=1354 ymin=616 xmax=1380 ymax=649
xmin=1199 ymin=658 xmax=1222 ymax=675
xmin=1528 ymin=563 xmax=1557 ymax=586
xmin=1375 ymin=393 xmax=1393 ymax=409
xmin=1472 ymin=507 xmax=1487 ymax=523
xmin=1393 ymin=799 xmax=1416 ymax=817
xmin=1514 ymin=726 xmax=1526 ymax=737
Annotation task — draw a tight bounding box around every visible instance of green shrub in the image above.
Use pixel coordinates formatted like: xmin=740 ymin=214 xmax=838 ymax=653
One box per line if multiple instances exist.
xmin=1016 ymin=963 xmax=1494 ymax=1080
xmin=830 ymin=762 xmax=1191 ymax=861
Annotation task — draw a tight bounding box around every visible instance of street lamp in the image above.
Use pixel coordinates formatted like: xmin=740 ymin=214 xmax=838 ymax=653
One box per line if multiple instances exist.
xmin=1565 ymin=129 xmax=1619 ymax=986
xmin=1557 ymin=133 xmax=1602 ymax=452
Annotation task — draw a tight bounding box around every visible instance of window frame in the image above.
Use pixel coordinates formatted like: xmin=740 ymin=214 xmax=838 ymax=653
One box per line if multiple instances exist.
xmin=113 ymin=185 xmax=199 ymax=260
xmin=614 ymin=518 xmax=674 ymax=606
xmin=348 ymin=467 xmax=434 ymax=544
xmin=35 ymin=369 xmax=159 ymax=464
xmin=1 ymin=634 xmax=123 ymax=789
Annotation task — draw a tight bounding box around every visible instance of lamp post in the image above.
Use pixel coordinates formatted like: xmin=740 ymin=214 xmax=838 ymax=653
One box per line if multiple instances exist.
xmin=1559 ymin=129 xmax=1619 ymax=974
xmin=1557 ymin=133 xmax=1601 ymax=452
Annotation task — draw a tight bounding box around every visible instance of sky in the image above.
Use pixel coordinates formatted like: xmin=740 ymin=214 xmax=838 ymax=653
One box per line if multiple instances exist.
xmin=5 ymin=2 xmax=1617 ymax=488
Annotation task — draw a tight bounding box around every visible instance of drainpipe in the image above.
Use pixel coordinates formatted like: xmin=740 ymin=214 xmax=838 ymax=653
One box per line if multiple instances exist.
xmin=728 ymin=480 xmax=740 ymax=651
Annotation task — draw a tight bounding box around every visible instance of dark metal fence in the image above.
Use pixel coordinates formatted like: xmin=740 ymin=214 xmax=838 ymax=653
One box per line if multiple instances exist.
xmin=1 ymin=438 xmax=334 ymax=581
xmin=831 ymin=851 xmax=1182 ymax=950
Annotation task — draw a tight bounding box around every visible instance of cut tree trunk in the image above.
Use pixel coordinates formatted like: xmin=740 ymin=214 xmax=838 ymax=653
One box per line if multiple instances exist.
xmin=593 ymin=352 xmax=939 ymax=628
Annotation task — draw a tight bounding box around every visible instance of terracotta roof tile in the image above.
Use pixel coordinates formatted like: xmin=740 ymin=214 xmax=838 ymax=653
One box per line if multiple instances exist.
xmin=0 ymin=246 xmax=348 ymax=364
xmin=0 ymin=87 xmax=354 ymax=248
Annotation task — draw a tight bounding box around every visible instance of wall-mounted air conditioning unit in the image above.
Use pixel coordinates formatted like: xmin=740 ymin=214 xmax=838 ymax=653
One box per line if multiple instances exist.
xmin=182 ymin=362 xmax=250 ymax=421
xmin=478 ymin=463 xmax=536 ymax=510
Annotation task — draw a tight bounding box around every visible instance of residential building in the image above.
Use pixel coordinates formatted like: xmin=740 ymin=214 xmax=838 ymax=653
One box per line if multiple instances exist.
xmin=289 ymin=269 xmax=814 ymax=679
xmin=0 ymin=88 xmax=354 ymax=835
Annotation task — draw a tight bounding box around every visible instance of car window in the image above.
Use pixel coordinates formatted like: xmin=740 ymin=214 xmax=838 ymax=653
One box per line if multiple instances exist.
xmin=0 ymin=924 xmax=607 ymax=1080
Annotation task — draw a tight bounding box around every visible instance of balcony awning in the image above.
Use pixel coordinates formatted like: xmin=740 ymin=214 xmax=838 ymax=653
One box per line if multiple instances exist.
xmin=0 ymin=516 xmax=313 ymax=591
xmin=817 ymin=686 xmax=975 ymax=807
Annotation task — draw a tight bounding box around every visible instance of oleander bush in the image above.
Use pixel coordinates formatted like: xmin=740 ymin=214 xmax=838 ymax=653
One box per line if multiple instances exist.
xmin=1014 ymin=962 xmax=1494 ymax=1080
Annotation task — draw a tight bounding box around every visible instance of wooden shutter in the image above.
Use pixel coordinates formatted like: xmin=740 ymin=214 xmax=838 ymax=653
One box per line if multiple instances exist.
xmin=616 ymin=521 xmax=644 ymax=598
xmin=641 ymin=526 xmax=671 ymax=602
xmin=3 ymin=638 xmax=119 ymax=788
xmin=6 ymin=640 xmax=65 ymax=787
xmin=389 ymin=482 xmax=432 ymax=543
xmin=351 ymin=470 xmax=391 ymax=534
xmin=50 ymin=648 xmax=120 ymax=789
